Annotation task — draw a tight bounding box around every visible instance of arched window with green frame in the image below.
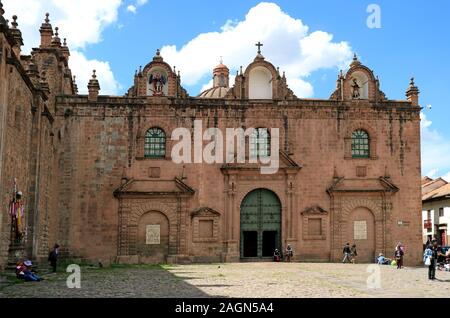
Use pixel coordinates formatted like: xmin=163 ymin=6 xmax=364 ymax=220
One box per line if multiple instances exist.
xmin=144 ymin=127 xmax=166 ymax=158
xmin=351 ymin=130 xmax=370 ymax=158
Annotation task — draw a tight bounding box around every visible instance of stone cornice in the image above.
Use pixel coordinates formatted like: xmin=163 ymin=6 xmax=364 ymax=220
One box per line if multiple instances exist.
xmin=31 ymin=46 xmax=68 ymax=67
xmin=55 ymin=95 xmax=420 ymax=113
xmin=6 ymin=55 xmax=48 ymax=101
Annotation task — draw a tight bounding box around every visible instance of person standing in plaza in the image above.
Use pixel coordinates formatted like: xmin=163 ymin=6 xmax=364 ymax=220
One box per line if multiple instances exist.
xmin=285 ymin=244 xmax=293 ymax=262
xmin=394 ymin=243 xmax=404 ymax=269
xmin=48 ymin=243 xmax=60 ymax=273
xmin=424 ymin=239 xmax=441 ymax=280
xmin=342 ymin=243 xmax=352 ymax=263
xmin=350 ymin=244 xmax=358 ymax=263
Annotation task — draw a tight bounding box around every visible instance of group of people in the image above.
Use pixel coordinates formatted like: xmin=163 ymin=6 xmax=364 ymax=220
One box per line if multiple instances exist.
xmin=15 ymin=260 xmax=42 ymax=282
xmin=276 ymin=242 xmax=407 ymax=267
xmin=371 ymin=239 xmax=450 ymax=281
xmin=14 ymin=243 xmax=60 ymax=282
xmin=423 ymin=239 xmax=450 ymax=280
xmin=341 ymin=242 xmax=406 ymax=268
xmin=342 ymin=243 xmax=358 ymax=263
xmin=439 ymin=248 xmax=450 ymax=271
xmin=273 ymin=244 xmax=294 ymax=262
xmin=375 ymin=242 xmax=405 ymax=269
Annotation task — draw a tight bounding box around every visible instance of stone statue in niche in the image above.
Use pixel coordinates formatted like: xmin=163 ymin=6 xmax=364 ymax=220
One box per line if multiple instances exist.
xmin=351 ymin=78 xmax=361 ymax=99
xmin=149 ymin=72 xmax=167 ymax=96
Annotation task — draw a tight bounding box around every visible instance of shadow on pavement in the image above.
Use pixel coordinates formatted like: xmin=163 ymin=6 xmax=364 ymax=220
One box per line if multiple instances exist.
xmin=0 ymin=265 xmax=224 ymax=298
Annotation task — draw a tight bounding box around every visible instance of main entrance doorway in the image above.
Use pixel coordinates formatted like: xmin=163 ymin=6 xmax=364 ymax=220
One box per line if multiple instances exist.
xmin=240 ymin=189 xmax=281 ymax=259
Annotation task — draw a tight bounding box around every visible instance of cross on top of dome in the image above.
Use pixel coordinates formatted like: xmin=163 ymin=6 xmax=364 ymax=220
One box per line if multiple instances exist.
xmin=255 ymin=41 xmax=263 ymax=54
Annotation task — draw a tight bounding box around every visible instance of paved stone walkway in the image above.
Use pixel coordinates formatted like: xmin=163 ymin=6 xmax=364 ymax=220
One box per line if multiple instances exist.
xmin=0 ymin=263 xmax=449 ymax=298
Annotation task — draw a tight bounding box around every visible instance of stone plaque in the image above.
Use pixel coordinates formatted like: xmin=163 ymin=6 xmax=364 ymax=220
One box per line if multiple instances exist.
xmin=148 ymin=167 xmax=161 ymax=178
xmin=354 ymin=221 xmax=367 ymax=240
xmin=146 ymin=225 xmax=160 ymax=245
xmin=356 ymin=166 xmax=367 ymax=177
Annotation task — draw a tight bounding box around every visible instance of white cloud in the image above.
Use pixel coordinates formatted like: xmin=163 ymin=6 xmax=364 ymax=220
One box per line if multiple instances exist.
xmin=2 ymin=0 xmax=122 ymax=94
xmin=425 ymin=168 xmax=439 ymax=179
xmin=70 ymin=51 xmax=121 ymax=95
xmin=3 ymin=0 xmax=122 ymax=50
xmin=127 ymin=0 xmax=148 ymax=14
xmin=127 ymin=5 xmax=137 ymax=14
xmin=160 ymin=2 xmax=352 ymax=97
xmin=286 ymin=78 xmax=313 ymax=98
xmin=421 ymin=112 xmax=450 ymax=179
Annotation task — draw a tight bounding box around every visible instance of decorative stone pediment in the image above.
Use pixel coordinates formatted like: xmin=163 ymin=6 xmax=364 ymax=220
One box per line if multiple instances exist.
xmin=127 ymin=49 xmax=188 ymax=98
xmin=327 ymin=177 xmax=399 ymax=194
xmin=301 ymin=206 xmax=327 ymax=241
xmin=301 ymin=205 xmax=328 ymax=215
xmin=191 ymin=207 xmax=221 ymax=243
xmin=190 ymin=207 xmax=221 ymax=218
xmin=221 ymin=150 xmax=301 ymax=174
xmin=330 ymin=54 xmax=386 ymax=103
xmin=226 ymin=49 xmax=297 ymax=100
xmin=113 ymin=177 xmax=195 ymax=198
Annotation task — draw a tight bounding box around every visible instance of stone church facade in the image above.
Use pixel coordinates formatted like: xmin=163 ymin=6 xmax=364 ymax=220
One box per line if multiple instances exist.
xmin=0 ymin=5 xmax=423 ymax=269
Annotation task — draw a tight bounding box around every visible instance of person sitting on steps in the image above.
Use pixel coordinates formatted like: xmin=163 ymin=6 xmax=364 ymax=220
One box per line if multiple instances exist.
xmin=273 ymin=249 xmax=281 ymax=262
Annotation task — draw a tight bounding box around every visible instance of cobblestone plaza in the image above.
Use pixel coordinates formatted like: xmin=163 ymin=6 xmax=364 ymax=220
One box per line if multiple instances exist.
xmin=1 ymin=263 xmax=449 ymax=298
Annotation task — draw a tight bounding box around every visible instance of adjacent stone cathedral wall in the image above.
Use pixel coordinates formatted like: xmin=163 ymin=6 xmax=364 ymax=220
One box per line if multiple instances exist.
xmin=0 ymin=13 xmax=75 ymax=269
xmin=0 ymin=34 xmax=34 ymax=267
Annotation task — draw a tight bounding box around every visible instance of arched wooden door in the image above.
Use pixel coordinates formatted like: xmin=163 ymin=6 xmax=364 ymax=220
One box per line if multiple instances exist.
xmin=240 ymin=189 xmax=281 ymax=259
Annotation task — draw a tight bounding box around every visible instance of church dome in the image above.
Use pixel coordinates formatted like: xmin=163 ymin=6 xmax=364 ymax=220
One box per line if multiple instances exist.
xmin=198 ymin=86 xmax=230 ymax=98
xmin=198 ymin=58 xmax=230 ymax=98
xmin=214 ymin=62 xmax=229 ymax=73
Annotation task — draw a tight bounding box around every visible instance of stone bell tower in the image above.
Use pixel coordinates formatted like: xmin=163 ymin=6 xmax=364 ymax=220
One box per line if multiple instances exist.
xmin=213 ymin=57 xmax=229 ymax=88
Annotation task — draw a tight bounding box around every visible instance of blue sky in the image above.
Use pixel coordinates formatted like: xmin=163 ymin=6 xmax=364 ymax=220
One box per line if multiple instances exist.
xmin=93 ymin=1 xmax=449 ymax=100
xmin=3 ymin=0 xmax=450 ymax=178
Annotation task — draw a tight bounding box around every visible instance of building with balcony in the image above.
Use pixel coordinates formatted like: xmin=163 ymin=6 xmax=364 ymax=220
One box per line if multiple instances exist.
xmin=422 ymin=177 xmax=450 ymax=247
